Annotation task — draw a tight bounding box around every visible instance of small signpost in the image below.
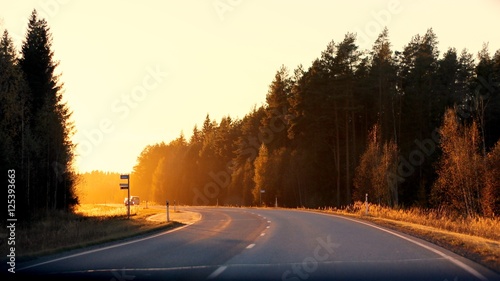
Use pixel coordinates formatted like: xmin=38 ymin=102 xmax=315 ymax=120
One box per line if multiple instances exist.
xmin=120 ymin=174 xmax=130 ymax=219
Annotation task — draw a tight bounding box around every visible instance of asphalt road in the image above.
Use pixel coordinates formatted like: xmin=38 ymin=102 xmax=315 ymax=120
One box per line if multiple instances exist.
xmin=11 ymin=207 xmax=500 ymax=281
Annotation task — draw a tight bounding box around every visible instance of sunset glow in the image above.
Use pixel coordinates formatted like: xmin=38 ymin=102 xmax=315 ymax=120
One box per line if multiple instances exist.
xmin=1 ymin=0 xmax=499 ymax=173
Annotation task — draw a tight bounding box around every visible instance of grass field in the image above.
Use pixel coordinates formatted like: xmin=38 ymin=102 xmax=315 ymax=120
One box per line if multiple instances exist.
xmin=10 ymin=204 xmax=177 ymax=260
xmin=322 ymin=202 xmax=500 ymax=273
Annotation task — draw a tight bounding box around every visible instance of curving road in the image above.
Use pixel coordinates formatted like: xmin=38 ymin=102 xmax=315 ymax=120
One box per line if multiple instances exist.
xmin=13 ymin=207 xmax=500 ymax=281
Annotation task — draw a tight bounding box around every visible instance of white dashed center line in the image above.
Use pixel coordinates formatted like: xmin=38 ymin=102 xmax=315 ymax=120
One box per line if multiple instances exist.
xmin=207 ymin=265 xmax=227 ymax=279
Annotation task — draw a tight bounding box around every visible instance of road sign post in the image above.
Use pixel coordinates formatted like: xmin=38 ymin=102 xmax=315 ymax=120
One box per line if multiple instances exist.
xmin=120 ymin=174 xmax=130 ymax=219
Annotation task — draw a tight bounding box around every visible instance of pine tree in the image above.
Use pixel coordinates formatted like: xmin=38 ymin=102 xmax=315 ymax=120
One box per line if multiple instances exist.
xmin=133 ymin=143 xmax=168 ymax=201
xmin=253 ymin=144 xmax=269 ymax=205
xmin=261 ymin=65 xmax=291 ymax=151
xmin=368 ymin=28 xmax=398 ymax=142
xmin=152 ymin=157 xmax=168 ymax=203
xmin=0 ymin=30 xmax=29 ymax=170
xmin=396 ymin=29 xmax=442 ymax=206
xmin=229 ymin=107 xmax=265 ymax=205
xmin=450 ymin=49 xmax=476 ymax=121
xmin=473 ymin=44 xmax=500 ymax=152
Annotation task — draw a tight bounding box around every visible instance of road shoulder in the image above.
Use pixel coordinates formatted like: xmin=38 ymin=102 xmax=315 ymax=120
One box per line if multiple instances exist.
xmin=308 ymin=209 xmax=500 ymax=274
xmin=147 ymin=209 xmax=202 ymax=225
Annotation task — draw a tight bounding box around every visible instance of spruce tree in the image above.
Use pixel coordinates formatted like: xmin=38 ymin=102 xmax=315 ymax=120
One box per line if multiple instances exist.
xmin=0 ymin=30 xmax=28 ymax=170
xmin=19 ymin=10 xmax=77 ymax=214
xmin=0 ymin=30 xmax=36 ymax=220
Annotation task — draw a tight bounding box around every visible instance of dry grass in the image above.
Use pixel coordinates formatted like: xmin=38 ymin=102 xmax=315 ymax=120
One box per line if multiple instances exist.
xmin=330 ymin=202 xmax=500 ymax=240
xmin=75 ymin=203 xmax=140 ymax=217
xmin=323 ymin=202 xmax=500 ymax=273
xmin=5 ymin=204 xmax=177 ymax=260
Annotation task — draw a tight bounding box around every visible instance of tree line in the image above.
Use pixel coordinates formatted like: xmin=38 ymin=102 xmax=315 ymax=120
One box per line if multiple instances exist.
xmin=3 ymin=11 xmax=498 ymax=219
xmin=75 ymin=171 xmax=124 ymax=204
xmin=1 ymin=10 xmax=77 ymax=221
xmin=132 ymin=27 xmax=500 ymax=216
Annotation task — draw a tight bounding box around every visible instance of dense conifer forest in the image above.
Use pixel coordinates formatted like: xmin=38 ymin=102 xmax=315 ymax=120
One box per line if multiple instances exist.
xmin=2 ymin=11 xmax=499 ymax=218
xmin=125 ymin=28 xmax=500 ymax=216
xmin=1 ymin=11 xmax=77 ymax=220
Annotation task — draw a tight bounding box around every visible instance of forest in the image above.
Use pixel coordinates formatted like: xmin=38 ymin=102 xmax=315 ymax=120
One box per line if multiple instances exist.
xmin=2 ymin=10 xmax=499 ymax=220
xmin=123 ymin=27 xmax=500 ymax=216
xmin=1 ymin=10 xmax=77 ymax=221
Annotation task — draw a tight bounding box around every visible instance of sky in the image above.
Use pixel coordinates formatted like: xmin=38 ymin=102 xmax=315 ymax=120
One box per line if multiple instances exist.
xmin=1 ymin=0 xmax=499 ymax=174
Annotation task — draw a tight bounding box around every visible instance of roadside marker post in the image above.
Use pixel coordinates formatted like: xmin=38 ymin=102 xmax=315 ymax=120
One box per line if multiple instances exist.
xmin=365 ymin=193 xmax=369 ymax=215
xmin=166 ymin=200 xmax=170 ymax=222
xmin=120 ymin=174 xmax=130 ymax=219
xmin=260 ymin=189 xmax=265 ymax=207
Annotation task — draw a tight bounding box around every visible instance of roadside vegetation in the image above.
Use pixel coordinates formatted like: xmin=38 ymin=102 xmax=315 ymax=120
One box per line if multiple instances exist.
xmin=324 ymin=202 xmax=500 ymax=272
xmin=1 ymin=9 xmax=498 ymax=275
xmin=10 ymin=204 xmax=176 ymax=260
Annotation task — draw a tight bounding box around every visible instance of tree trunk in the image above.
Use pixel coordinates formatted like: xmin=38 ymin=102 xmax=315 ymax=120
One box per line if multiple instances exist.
xmin=334 ymin=101 xmax=341 ymax=207
xmin=345 ymin=109 xmax=350 ymax=207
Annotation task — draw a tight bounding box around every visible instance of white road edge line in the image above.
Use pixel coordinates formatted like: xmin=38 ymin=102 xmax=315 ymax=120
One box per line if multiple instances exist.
xmin=319 ymin=212 xmax=489 ymax=281
xmin=18 ymin=220 xmax=199 ymax=271
xmin=207 ymin=265 xmax=227 ymax=279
